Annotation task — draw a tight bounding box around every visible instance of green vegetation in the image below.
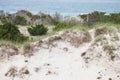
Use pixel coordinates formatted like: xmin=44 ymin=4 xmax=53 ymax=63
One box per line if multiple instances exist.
xmin=103 ymin=45 xmax=116 ymax=55
xmin=28 ymin=24 xmax=48 ymax=36
xmin=0 ymin=16 xmax=7 ymax=23
xmin=51 ymin=18 xmax=60 ymax=25
xmin=31 ymin=15 xmax=40 ymax=20
xmin=0 ymin=10 xmax=120 ymax=46
xmin=110 ymin=13 xmax=120 ymax=24
xmin=0 ymin=23 xmax=28 ymax=42
xmin=26 ymin=11 xmax=32 ymax=17
xmin=53 ymin=22 xmax=94 ymax=32
xmin=80 ymin=11 xmax=107 ymax=25
xmin=14 ymin=16 xmax=27 ymax=25
xmin=80 ymin=11 xmax=120 ymax=25
xmin=53 ymin=22 xmax=69 ymax=31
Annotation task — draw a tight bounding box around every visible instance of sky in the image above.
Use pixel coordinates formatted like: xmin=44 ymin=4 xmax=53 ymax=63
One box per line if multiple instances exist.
xmin=31 ymin=0 xmax=120 ymax=2
xmin=0 ymin=0 xmax=120 ymax=3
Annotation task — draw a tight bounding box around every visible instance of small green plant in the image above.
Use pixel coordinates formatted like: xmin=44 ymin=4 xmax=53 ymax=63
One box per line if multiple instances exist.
xmin=28 ymin=24 xmax=48 ymax=36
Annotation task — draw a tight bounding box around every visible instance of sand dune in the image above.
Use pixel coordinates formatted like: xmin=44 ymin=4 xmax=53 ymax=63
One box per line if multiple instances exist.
xmin=0 ymin=29 xmax=120 ymax=80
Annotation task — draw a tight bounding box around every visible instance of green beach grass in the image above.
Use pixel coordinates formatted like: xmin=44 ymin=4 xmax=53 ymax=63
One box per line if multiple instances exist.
xmin=0 ymin=22 xmax=119 ymax=46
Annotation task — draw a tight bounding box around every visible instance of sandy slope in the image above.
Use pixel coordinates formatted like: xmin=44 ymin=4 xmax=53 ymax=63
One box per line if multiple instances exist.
xmin=0 ymin=29 xmax=120 ymax=80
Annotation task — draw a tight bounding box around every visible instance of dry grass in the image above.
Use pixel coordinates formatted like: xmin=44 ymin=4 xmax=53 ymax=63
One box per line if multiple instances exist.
xmin=0 ymin=44 xmax=19 ymax=60
xmin=22 ymin=44 xmax=34 ymax=57
xmin=61 ymin=30 xmax=91 ymax=47
xmin=5 ymin=67 xmax=17 ymax=77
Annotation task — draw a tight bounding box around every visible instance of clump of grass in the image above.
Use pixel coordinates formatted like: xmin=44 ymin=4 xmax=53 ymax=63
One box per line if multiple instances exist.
xmin=103 ymin=44 xmax=117 ymax=61
xmin=94 ymin=33 xmax=109 ymax=46
xmin=37 ymin=31 xmax=56 ymax=41
xmin=60 ymin=30 xmax=91 ymax=47
xmin=53 ymin=22 xmax=69 ymax=31
xmin=67 ymin=24 xmax=91 ymax=31
xmin=0 ymin=39 xmax=32 ymax=47
xmin=111 ymin=34 xmax=119 ymax=41
xmin=103 ymin=45 xmax=116 ymax=55
xmin=53 ymin=22 xmax=91 ymax=32
xmin=95 ymin=27 xmax=108 ymax=37
xmin=23 ymin=44 xmax=34 ymax=57
xmin=19 ymin=67 xmax=30 ymax=75
xmin=53 ymin=22 xmax=120 ymax=33
xmin=94 ymin=22 xmax=120 ymax=32
xmin=5 ymin=67 xmax=17 ymax=77
xmin=94 ymin=35 xmax=104 ymax=42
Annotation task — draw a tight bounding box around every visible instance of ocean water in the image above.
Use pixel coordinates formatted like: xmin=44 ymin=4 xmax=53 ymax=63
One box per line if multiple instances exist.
xmin=0 ymin=0 xmax=120 ymax=16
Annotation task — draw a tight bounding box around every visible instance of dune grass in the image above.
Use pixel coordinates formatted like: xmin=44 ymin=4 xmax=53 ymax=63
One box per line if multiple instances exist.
xmin=0 ymin=22 xmax=119 ymax=46
xmin=53 ymin=22 xmax=120 ymax=33
xmin=0 ymin=39 xmax=33 ymax=47
xmin=93 ymin=22 xmax=120 ymax=29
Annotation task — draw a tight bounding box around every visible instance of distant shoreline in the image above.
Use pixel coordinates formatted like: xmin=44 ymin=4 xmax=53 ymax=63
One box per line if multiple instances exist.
xmin=0 ymin=10 xmax=119 ymax=17
xmin=0 ymin=1 xmax=120 ymax=16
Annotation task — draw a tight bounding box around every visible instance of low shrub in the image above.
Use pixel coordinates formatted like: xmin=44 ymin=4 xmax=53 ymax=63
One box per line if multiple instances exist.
xmin=0 ymin=23 xmax=28 ymax=42
xmin=79 ymin=11 xmax=114 ymax=25
xmin=28 ymin=24 xmax=48 ymax=36
xmin=14 ymin=16 xmax=27 ymax=25
xmin=110 ymin=13 xmax=120 ymax=24
xmin=0 ymin=16 xmax=7 ymax=23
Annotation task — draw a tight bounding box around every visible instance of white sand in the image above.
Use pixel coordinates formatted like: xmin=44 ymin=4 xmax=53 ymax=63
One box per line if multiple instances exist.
xmin=0 ymin=29 xmax=120 ymax=80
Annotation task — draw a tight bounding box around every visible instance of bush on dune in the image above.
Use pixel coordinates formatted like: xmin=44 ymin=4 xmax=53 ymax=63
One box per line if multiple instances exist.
xmin=80 ymin=11 xmax=120 ymax=25
xmin=110 ymin=13 xmax=120 ymax=24
xmin=28 ymin=24 xmax=48 ymax=36
xmin=14 ymin=16 xmax=27 ymax=25
xmin=80 ymin=11 xmax=107 ymax=25
xmin=0 ymin=16 xmax=7 ymax=23
xmin=0 ymin=23 xmax=28 ymax=42
xmin=79 ymin=11 xmax=120 ymax=26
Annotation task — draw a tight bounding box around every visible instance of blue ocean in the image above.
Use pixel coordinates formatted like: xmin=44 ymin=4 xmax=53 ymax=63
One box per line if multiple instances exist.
xmin=0 ymin=0 xmax=120 ymax=16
